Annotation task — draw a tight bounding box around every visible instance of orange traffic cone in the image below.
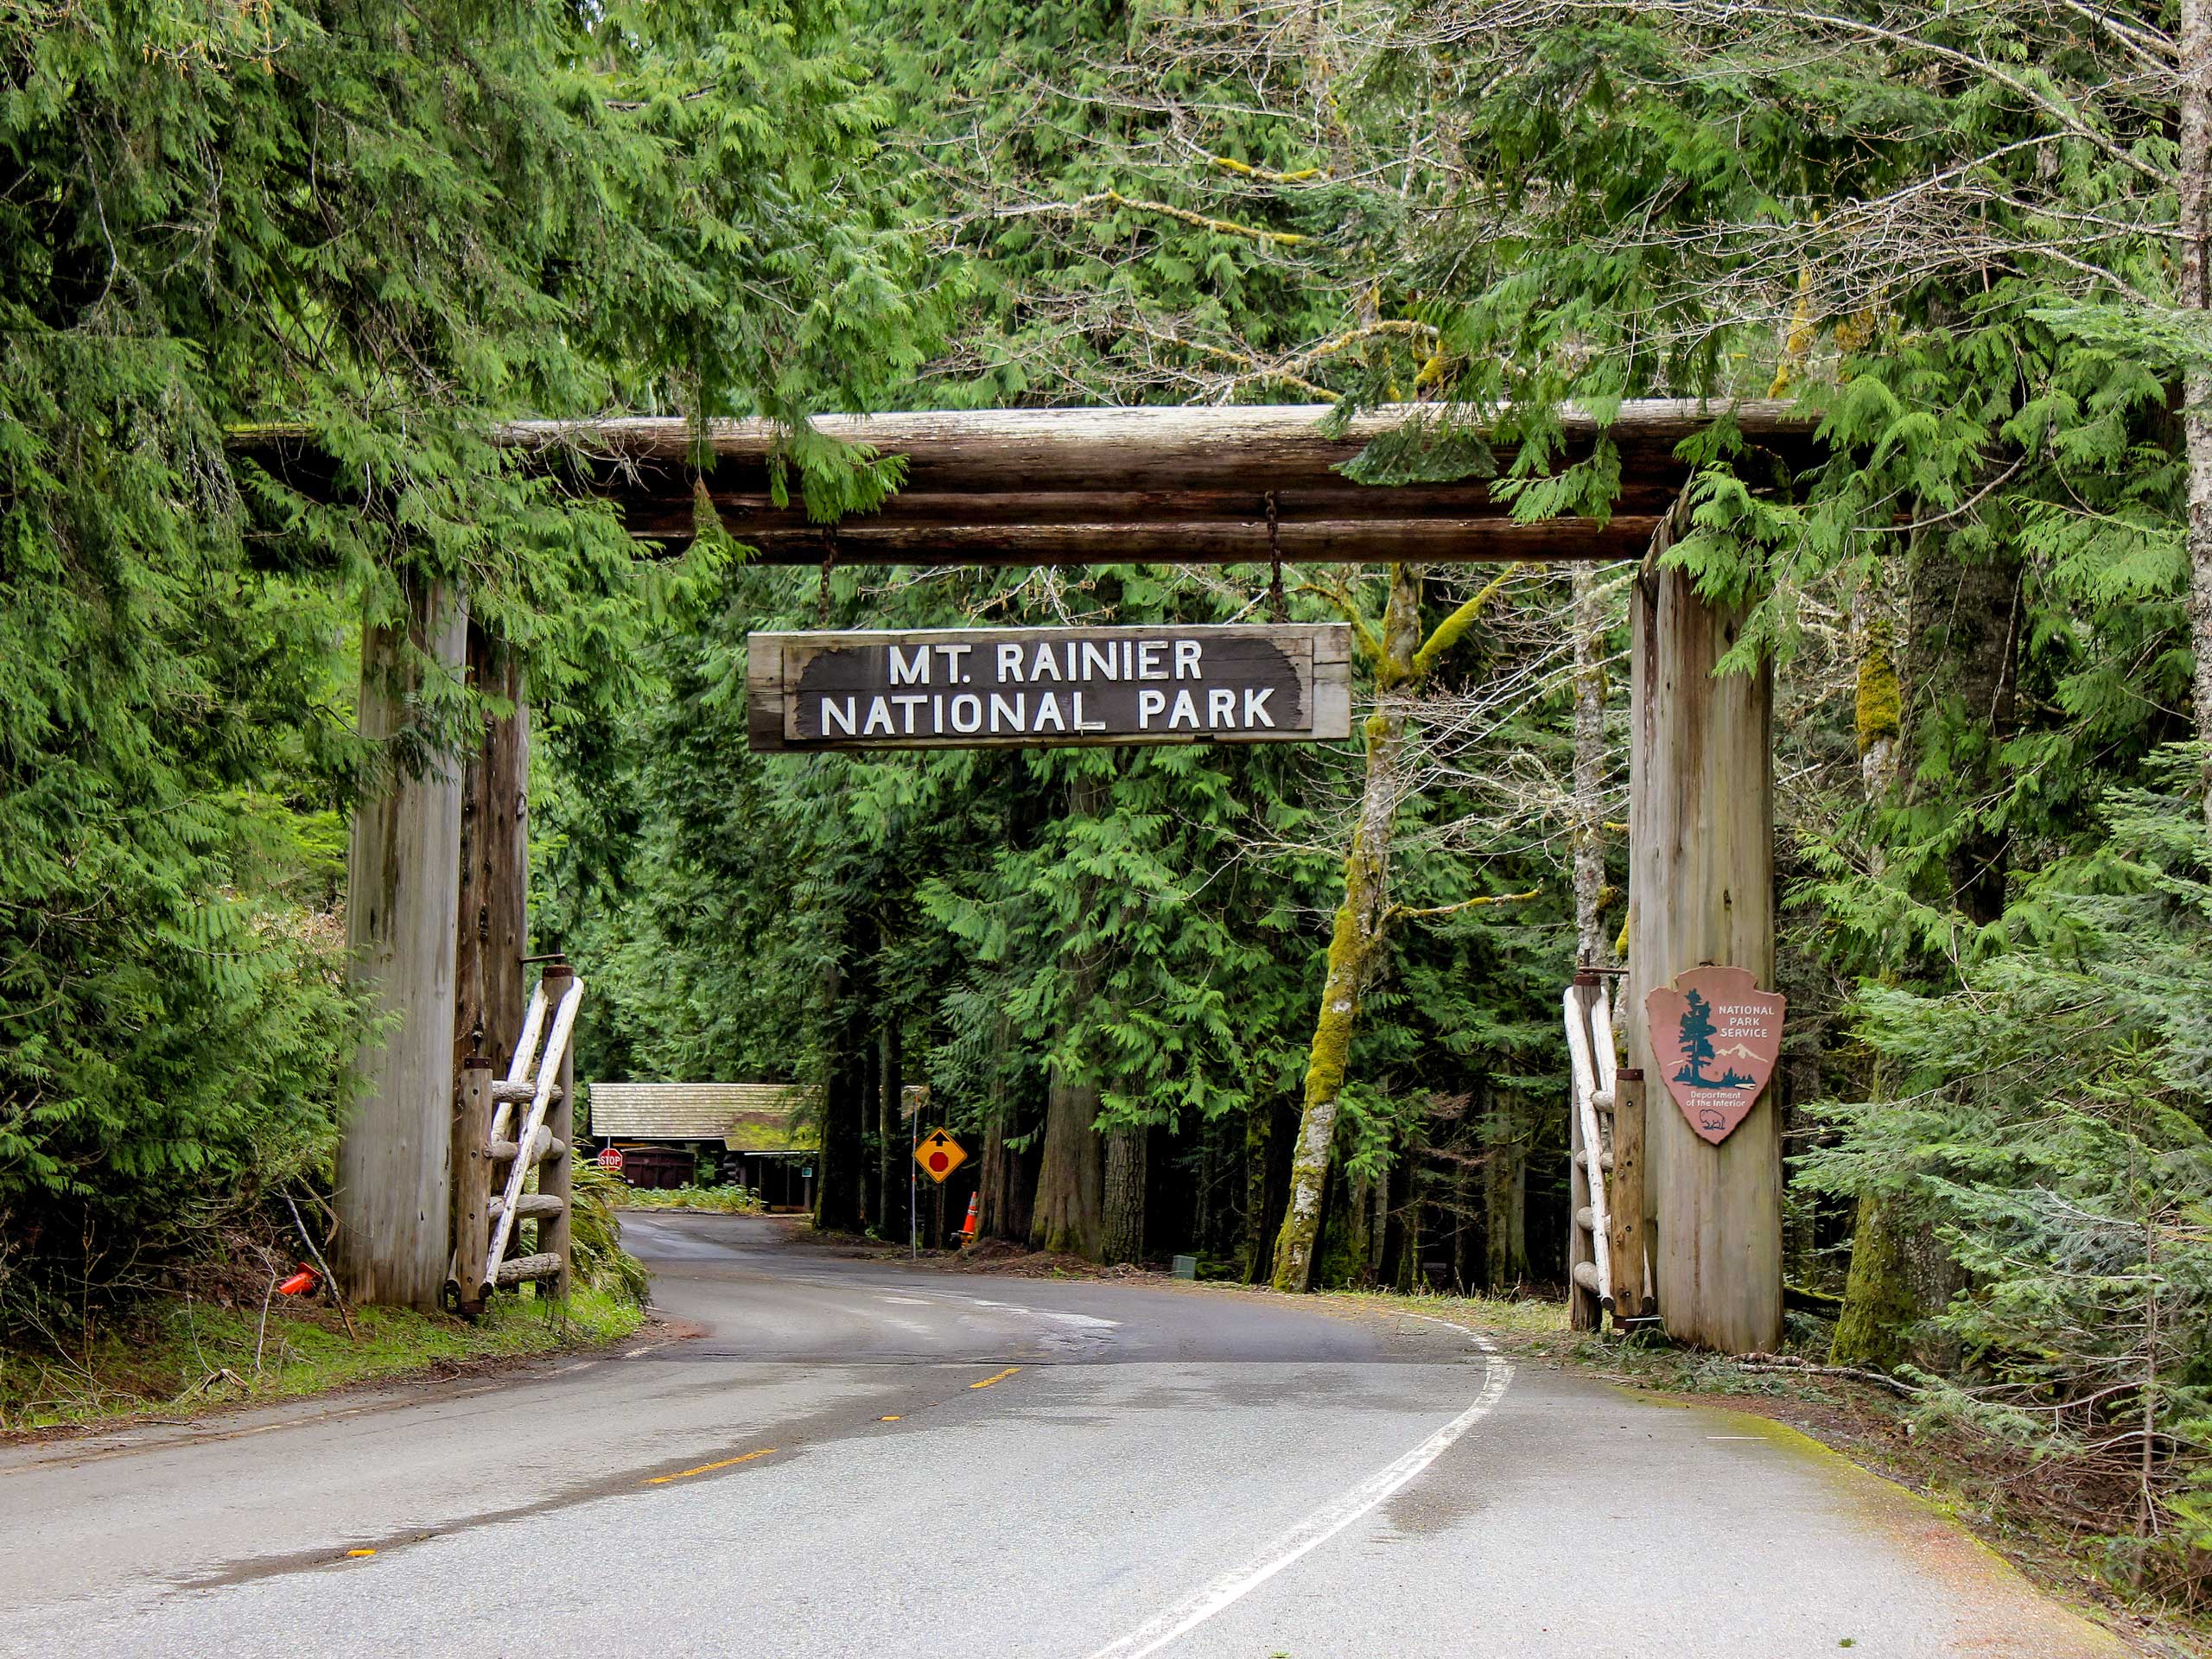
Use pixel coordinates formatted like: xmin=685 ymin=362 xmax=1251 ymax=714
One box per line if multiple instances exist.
xmin=959 ymin=1192 xmax=980 ymax=1245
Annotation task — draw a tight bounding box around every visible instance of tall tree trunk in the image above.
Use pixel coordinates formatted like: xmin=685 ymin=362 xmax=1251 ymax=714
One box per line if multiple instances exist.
xmin=876 ymin=1021 xmax=906 ymax=1244
xmin=1833 ymin=537 xmax=2012 ymax=1368
xmin=1569 ymin=562 xmax=1612 ymax=969
xmin=857 ymin=1017 xmax=881 ymax=1230
xmin=1030 ymin=1073 xmax=1103 ymax=1255
xmin=2183 ymin=0 xmax=2212 ymax=829
xmin=1853 ymin=579 xmax=1901 ymax=817
xmin=1484 ymin=1130 xmax=1529 ymax=1292
xmin=1241 ymin=1103 xmax=1275 ymax=1282
xmin=1451 ymin=1158 xmax=1473 ymax=1293
xmin=1272 ymin=564 xmax=1423 ymax=1292
xmin=453 ymin=621 xmax=529 ymax=1079
xmin=814 ymin=941 xmax=871 ymax=1236
xmin=1030 ymin=770 xmax=1109 ymax=1257
xmin=977 ymin=1010 xmax=1029 ymax=1243
xmin=1101 ymin=1128 xmax=1147 ymax=1264
xmin=339 ymin=576 xmax=467 ymax=1309
xmin=1386 ymin=1155 xmax=1423 ymax=1291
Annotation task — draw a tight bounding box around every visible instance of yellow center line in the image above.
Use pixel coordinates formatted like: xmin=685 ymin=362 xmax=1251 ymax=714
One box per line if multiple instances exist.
xmin=969 ymin=1366 xmax=1021 ymax=1390
xmin=345 ymin=1549 xmax=376 ymax=1559
xmin=879 ymin=1414 xmax=902 ymax=1421
xmin=645 ymin=1447 xmax=778 ymax=1485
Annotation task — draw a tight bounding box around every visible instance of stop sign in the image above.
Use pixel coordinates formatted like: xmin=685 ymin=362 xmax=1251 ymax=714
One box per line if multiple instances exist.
xmin=597 ymin=1145 xmax=625 ymax=1173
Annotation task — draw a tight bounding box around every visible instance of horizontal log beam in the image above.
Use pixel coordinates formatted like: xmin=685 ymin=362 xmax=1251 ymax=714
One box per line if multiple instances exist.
xmin=507 ymin=400 xmax=1809 ymax=481
xmin=232 ymin=402 xmax=1815 ymax=565
xmin=619 ymin=479 xmax=1696 ymax=531
xmin=489 ymin=1193 xmax=567 ymax=1221
xmin=489 ymin=1130 xmax=566 ymax=1165
xmin=643 ymin=516 xmax=1661 ymax=564
xmin=491 ymin=1252 xmax=563 ymax=1287
xmin=490 ymin=1080 xmax=563 ymax=1105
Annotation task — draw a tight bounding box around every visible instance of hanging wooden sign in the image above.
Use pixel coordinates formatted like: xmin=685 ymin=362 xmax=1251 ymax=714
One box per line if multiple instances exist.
xmin=747 ymin=624 xmax=1351 ymax=752
xmin=1644 ymin=965 xmax=1786 ymax=1147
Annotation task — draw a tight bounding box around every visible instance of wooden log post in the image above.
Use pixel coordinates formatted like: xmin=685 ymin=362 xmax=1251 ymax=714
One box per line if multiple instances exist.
xmin=454 ymin=623 xmax=531 ymax=1078
xmin=1625 ymin=545 xmax=1782 ymax=1353
xmin=1607 ymin=1070 xmax=1648 ymax=1327
xmin=539 ymin=960 xmax=575 ymax=1301
xmin=452 ymin=1058 xmax=495 ymax=1313
xmin=451 ymin=625 xmax=530 ymax=1306
xmin=338 ymin=575 xmax=468 ymax=1309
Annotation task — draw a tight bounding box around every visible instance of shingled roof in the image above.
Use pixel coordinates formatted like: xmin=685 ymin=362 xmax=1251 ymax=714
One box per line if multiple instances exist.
xmin=584 ymin=1083 xmax=816 ymax=1151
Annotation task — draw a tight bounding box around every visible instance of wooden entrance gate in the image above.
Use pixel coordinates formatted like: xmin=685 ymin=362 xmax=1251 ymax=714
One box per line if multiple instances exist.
xmin=269 ymin=401 xmax=1809 ymax=1350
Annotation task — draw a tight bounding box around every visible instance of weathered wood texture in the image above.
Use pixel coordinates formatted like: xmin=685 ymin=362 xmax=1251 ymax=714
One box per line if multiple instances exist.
xmin=751 ymin=625 xmax=1351 ymax=752
xmin=453 ymin=624 xmax=530 ymax=1077
xmin=451 ymin=1058 xmax=495 ymax=1314
xmin=338 ymin=577 xmax=468 ymax=1309
xmin=492 ymin=1252 xmax=563 ymax=1287
xmin=1609 ymin=1071 xmax=1649 ymax=1321
xmin=566 ymin=402 xmax=1812 ymax=562
xmin=1626 ymin=550 xmax=1782 ymax=1353
xmin=696 ymin=517 xmax=1660 ymax=564
xmin=240 ymin=402 xmax=1814 ymax=565
xmin=491 ymin=1192 xmax=568 ymax=1221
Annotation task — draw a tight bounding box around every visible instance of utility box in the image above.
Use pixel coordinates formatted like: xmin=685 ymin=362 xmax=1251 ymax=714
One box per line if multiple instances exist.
xmin=1171 ymin=1255 xmax=1198 ymax=1281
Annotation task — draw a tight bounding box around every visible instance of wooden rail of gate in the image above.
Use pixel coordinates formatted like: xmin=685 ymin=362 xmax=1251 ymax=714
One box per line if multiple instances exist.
xmin=450 ymin=963 xmax=579 ymax=1313
xmin=1565 ymin=972 xmax=1650 ymax=1333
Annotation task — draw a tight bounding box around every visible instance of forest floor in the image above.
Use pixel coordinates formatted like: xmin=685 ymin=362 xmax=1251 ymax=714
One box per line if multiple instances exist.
xmin=0 ymin=1281 xmax=644 ymax=1440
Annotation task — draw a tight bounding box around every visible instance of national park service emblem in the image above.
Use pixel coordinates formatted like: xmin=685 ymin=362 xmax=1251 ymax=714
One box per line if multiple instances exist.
xmin=1644 ymin=965 xmax=1786 ymax=1147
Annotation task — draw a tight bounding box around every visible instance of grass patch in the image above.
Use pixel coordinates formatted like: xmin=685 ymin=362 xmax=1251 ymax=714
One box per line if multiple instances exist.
xmin=615 ymin=1183 xmax=764 ymax=1215
xmin=1316 ymin=1284 xmax=1572 ymax=1336
xmin=0 ymin=1284 xmax=644 ymax=1436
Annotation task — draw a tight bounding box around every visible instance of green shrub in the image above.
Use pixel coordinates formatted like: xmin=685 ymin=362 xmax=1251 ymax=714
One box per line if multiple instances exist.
xmin=568 ymin=1162 xmax=652 ymax=1306
xmin=615 ymin=1183 xmax=765 ymax=1215
xmin=1805 ymin=775 xmax=2212 ymax=1596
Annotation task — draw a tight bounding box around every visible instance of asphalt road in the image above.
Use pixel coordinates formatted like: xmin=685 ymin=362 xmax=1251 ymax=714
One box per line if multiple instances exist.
xmin=0 ymin=1214 xmax=2125 ymax=1658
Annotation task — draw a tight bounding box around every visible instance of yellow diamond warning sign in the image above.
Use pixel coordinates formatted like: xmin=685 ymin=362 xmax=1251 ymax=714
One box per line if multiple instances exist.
xmin=914 ymin=1128 xmax=966 ymax=1185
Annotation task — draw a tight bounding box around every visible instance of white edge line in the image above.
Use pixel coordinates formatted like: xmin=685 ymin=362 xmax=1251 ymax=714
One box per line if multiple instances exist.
xmin=1084 ymin=1315 xmax=1513 ymax=1659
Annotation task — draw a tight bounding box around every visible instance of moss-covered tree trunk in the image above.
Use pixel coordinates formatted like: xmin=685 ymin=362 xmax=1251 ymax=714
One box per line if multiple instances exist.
xmin=1241 ymin=1103 xmax=1275 ymax=1282
xmin=1270 ymin=566 xmax=1422 ymax=1292
xmin=1833 ymin=539 xmax=2008 ymax=1367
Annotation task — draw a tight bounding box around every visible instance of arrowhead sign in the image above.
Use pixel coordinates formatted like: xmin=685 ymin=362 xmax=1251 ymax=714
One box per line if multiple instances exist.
xmin=1644 ymin=965 xmax=1786 ymax=1147
xmin=915 ymin=1128 xmax=967 ymax=1184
